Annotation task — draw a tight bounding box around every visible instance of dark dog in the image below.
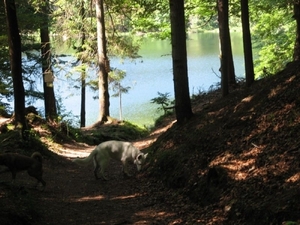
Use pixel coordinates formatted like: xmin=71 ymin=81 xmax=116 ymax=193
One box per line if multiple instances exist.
xmin=0 ymin=152 xmax=46 ymax=189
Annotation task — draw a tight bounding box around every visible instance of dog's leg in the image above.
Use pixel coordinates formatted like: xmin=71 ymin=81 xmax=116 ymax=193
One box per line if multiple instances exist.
xmin=99 ymin=159 xmax=109 ymax=181
xmin=27 ymin=168 xmax=46 ymax=190
xmin=33 ymin=177 xmax=46 ymax=189
xmin=93 ymin=165 xmax=100 ymax=179
xmin=33 ymin=179 xmax=46 ymax=191
xmin=122 ymin=160 xmax=132 ymax=178
xmin=35 ymin=176 xmax=46 ymax=189
xmin=93 ymin=157 xmax=100 ymax=179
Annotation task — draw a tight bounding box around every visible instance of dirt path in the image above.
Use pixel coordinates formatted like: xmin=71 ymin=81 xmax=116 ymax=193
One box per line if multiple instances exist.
xmin=0 ymin=116 xmax=182 ymax=224
xmin=1 ymin=145 xmax=173 ymax=225
xmin=25 ymin=120 xmax=178 ymax=225
xmin=34 ymin=158 xmax=159 ymax=225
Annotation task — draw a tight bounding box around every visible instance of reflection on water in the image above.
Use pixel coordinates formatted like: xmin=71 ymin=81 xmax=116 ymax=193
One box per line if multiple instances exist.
xmin=55 ymin=32 xmax=245 ymax=127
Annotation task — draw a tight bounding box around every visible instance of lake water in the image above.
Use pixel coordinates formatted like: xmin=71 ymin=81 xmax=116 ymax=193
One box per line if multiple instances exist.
xmin=53 ymin=32 xmax=245 ymax=127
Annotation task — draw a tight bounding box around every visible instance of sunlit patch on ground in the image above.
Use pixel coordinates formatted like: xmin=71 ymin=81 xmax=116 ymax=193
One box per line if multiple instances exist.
xmin=72 ymin=195 xmax=105 ymax=202
xmin=210 ymin=145 xmax=264 ymax=180
xmin=285 ymin=172 xmax=300 ymax=183
xmin=111 ymin=193 xmax=143 ymax=200
xmin=134 ymin=210 xmax=177 ymax=224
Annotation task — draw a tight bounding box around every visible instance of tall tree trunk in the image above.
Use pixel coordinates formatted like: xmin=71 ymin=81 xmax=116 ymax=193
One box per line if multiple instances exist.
xmin=227 ymin=34 xmax=236 ymax=86
xmin=293 ymin=0 xmax=300 ymax=61
xmin=4 ymin=0 xmax=27 ymax=133
xmin=169 ymin=0 xmax=193 ymax=124
xmin=40 ymin=2 xmax=57 ymax=121
xmin=80 ymin=72 xmax=86 ymax=127
xmin=95 ymin=0 xmax=110 ymax=123
xmin=218 ymin=0 xmax=236 ymax=88
xmin=118 ymin=83 xmax=122 ymax=120
xmin=241 ymin=0 xmax=255 ymax=86
xmin=80 ymin=0 xmax=86 ymax=127
xmin=217 ymin=0 xmax=229 ymax=96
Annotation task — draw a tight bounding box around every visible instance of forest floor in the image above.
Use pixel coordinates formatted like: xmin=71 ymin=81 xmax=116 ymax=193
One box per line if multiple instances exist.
xmin=0 ymin=114 xmax=180 ymax=225
xmin=1 ymin=61 xmax=300 ymax=225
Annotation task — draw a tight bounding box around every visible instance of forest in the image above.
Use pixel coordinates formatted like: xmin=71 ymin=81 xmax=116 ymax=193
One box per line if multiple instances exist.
xmin=0 ymin=0 xmax=299 ymax=129
xmin=0 ymin=0 xmax=300 ymax=224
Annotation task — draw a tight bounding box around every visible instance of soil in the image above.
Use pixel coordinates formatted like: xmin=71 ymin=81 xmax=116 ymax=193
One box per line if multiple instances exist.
xmin=1 ymin=61 xmax=300 ymax=225
xmin=0 ymin=116 xmax=179 ymax=225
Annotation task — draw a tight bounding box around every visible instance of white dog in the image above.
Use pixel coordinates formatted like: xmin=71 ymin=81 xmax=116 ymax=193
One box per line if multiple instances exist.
xmin=73 ymin=140 xmax=148 ymax=180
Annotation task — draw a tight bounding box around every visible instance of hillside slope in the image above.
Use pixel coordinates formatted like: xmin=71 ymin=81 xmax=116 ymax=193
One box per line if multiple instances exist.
xmin=146 ymin=61 xmax=300 ymax=224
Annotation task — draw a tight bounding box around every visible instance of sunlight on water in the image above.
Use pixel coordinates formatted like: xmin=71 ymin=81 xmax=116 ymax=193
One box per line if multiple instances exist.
xmin=101 ymin=32 xmax=244 ymax=127
xmin=26 ymin=32 xmax=245 ymax=127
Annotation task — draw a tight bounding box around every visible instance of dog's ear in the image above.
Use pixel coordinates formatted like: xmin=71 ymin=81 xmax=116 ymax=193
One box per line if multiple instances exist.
xmin=137 ymin=153 xmax=143 ymax=161
xmin=136 ymin=153 xmax=147 ymax=162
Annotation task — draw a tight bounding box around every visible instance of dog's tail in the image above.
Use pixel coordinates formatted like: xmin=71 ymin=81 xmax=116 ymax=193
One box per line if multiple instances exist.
xmin=72 ymin=148 xmax=97 ymax=166
xmin=31 ymin=152 xmax=43 ymax=163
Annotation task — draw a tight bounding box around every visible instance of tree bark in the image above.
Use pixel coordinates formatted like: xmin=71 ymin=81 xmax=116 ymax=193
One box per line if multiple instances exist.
xmin=241 ymin=0 xmax=255 ymax=86
xmin=217 ymin=0 xmax=229 ymax=96
xmin=40 ymin=1 xmax=57 ymax=121
xmin=293 ymin=0 xmax=300 ymax=61
xmin=95 ymin=0 xmax=110 ymax=123
xmin=4 ymin=0 xmax=27 ymax=132
xmin=80 ymin=71 xmax=86 ymax=127
xmin=227 ymin=34 xmax=236 ymax=87
xmin=80 ymin=0 xmax=86 ymax=127
xmin=169 ymin=0 xmax=193 ymax=124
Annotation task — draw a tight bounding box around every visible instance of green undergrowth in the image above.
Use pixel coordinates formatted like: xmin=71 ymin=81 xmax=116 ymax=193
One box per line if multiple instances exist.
xmin=74 ymin=120 xmax=149 ymax=145
xmin=0 ymin=115 xmax=149 ymax=156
